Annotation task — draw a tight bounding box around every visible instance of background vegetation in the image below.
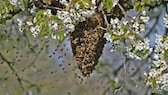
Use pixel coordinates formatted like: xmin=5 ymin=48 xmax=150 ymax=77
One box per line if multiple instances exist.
xmin=0 ymin=0 xmax=168 ymax=95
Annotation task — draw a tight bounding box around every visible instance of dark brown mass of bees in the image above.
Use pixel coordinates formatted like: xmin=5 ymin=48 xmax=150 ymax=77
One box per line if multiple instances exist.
xmin=70 ymin=12 xmax=106 ymax=77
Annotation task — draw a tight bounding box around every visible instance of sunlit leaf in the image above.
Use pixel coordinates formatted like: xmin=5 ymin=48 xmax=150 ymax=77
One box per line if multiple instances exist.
xmin=28 ymin=84 xmax=37 ymax=89
xmin=57 ymin=30 xmax=65 ymax=41
xmin=109 ymin=79 xmax=116 ymax=89
xmin=28 ymin=84 xmax=41 ymax=93
xmin=152 ymin=78 xmax=157 ymax=88
xmin=8 ymin=4 xmax=13 ymax=11
xmin=23 ymin=0 xmax=28 ymax=8
xmin=84 ymin=0 xmax=93 ymax=7
xmin=106 ymin=0 xmax=112 ymax=12
xmin=134 ymin=1 xmax=141 ymax=11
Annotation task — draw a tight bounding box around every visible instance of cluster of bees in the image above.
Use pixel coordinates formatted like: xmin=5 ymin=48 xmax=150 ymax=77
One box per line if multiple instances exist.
xmin=70 ymin=13 xmax=106 ymax=77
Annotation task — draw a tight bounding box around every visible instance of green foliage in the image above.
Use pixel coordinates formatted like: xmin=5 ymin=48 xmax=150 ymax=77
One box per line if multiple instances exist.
xmin=22 ymin=0 xmax=28 ymax=9
xmin=33 ymin=9 xmax=64 ymax=41
xmin=133 ymin=0 xmax=161 ymax=12
xmin=103 ymin=0 xmax=113 ymax=13
xmin=70 ymin=0 xmax=93 ymax=10
xmin=0 ymin=0 xmax=13 ymax=24
xmin=57 ymin=29 xmax=65 ymax=41
xmin=165 ymin=50 xmax=168 ymax=58
xmin=28 ymin=84 xmax=41 ymax=93
xmin=146 ymin=77 xmax=157 ymax=89
xmin=105 ymin=74 xmax=117 ymax=90
xmin=0 ymin=30 xmax=8 ymax=41
xmin=0 ymin=0 xmax=28 ymax=24
xmin=164 ymin=36 xmax=168 ymax=55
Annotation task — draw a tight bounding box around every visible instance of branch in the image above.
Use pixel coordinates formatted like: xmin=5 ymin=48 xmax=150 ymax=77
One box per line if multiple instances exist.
xmin=0 ymin=52 xmax=25 ymax=90
xmin=22 ymin=30 xmax=44 ymax=68
xmin=33 ymin=0 xmax=64 ymax=11
xmin=113 ymin=51 xmax=128 ymax=95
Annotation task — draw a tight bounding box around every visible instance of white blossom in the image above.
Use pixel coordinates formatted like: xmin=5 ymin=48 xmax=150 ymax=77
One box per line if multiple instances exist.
xmin=163 ymin=40 xmax=168 ymax=50
xmin=140 ymin=24 xmax=146 ymax=32
xmin=142 ymin=11 xmax=147 ymax=15
xmin=110 ymin=18 xmax=119 ymax=24
xmin=164 ymin=13 xmax=168 ymax=28
xmin=141 ymin=11 xmax=150 ymax=24
xmin=126 ymin=38 xmax=152 ymax=60
xmin=91 ymin=0 xmax=96 ymax=5
xmin=43 ymin=9 xmax=52 ymax=16
xmin=33 ymin=17 xmax=37 ymax=23
xmin=26 ymin=21 xmax=33 ymax=26
xmin=112 ymin=0 xmax=119 ymax=7
xmin=123 ymin=20 xmax=128 ymax=25
xmin=52 ymin=23 xmax=58 ymax=30
xmin=132 ymin=22 xmax=139 ymax=30
xmin=65 ymin=24 xmax=75 ymax=32
xmin=30 ymin=26 xmax=40 ymax=37
xmin=17 ymin=18 xmax=23 ymax=32
xmin=9 ymin=0 xmax=18 ymax=5
xmin=51 ymin=34 xmax=56 ymax=39
xmin=104 ymin=33 xmax=112 ymax=42
xmin=60 ymin=0 xmax=69 ymax=6
xmin=146 ymin=33 xmax=168 ymax=91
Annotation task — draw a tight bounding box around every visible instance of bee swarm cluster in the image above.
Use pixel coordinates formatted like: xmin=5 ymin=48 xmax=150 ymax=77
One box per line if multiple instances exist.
xmin=70 ymin=13 xmax=106 ymax=77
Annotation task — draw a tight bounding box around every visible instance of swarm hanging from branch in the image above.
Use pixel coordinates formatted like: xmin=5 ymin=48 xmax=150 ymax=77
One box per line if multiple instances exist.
xmin=70 ymin=12 xmax=106 ymax=77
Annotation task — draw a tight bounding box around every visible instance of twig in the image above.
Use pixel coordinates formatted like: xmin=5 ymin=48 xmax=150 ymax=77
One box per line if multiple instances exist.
xmin=113 ymin=51 xmax=127 ymax=95
xmin=117 ymin=3 xmax=133 ymax=20
xmin=130 ymin=61 xmax=145 ymax=77
xmin=22 ymin=29 xmax=36 ymax=53
xmin=0 ymin=52 xmax=25 ymax=90
xmin=33 ymin=0 xmax=64 ymax=11
xmin=44 ymin=5 xmax=64 ymax=11
xmin=117 ymin=3 xmax=127 ymax=17
xmin=102 ymin=10 xmax=111 ymax=32
xmin=22 ymin=30 xmax=43 ymax=68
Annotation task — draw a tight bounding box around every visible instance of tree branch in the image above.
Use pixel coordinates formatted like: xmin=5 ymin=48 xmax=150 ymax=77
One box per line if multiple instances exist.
xmin=0 ymin=52 xmax=25 ymax=90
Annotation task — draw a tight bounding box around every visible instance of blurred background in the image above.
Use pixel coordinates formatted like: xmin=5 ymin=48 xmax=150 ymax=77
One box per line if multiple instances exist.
xmin=0 ymin=1 xmax=167 ymax=95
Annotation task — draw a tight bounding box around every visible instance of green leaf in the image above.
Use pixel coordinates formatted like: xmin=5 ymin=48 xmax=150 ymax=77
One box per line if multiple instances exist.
xmin=120 ymin=25 xmax=127 ymax=31
xmin=142 ymin=49 xmax=148 ymax=54
xmin=109 ymin=79 xmax=116 ymax=89
xmin=28 ymin=84 xmax=36 ymax=89
xmin=57 ymin=30 xmax=65 ymax=41
xmin=36 ymin=86 xmax=41 ymax=93
xmin=28 ymin=84 xmax=41 ymax=93
xmin=84 ymin=0 xmax=93 ymax=7
xmin=36 ymin=10 xmax=45 ymax=21
xmin=71 ymin=0 xmax=78 ymax=4
xmin=78 ymin=1 xmax=84 ymax=9
xmin=1 ymin=9 xmax=5 ymax=14
xmin=164 ymin=50 xmax=168 ymax=57
xmin=40 ymin=22 xmax=51 ymax=36
xmin=23 ymin=0 xmax=28 ymax=8
xmin=146 ymin=1 xmax=155 ymax=7
xmin=112 ymin=34 xmax=125 ymax=42
xmin=34 ymin=9 xmax=64 ymax=39
xmin=106 ymin=0 xmax=112 ymax=13
xmin=151 ymin=78 xmax=157 ymax=88
xmin=8 ymin=4 xmax=13 ymax=11
xmin=134 ymin=1 xmax=141 ymax=11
